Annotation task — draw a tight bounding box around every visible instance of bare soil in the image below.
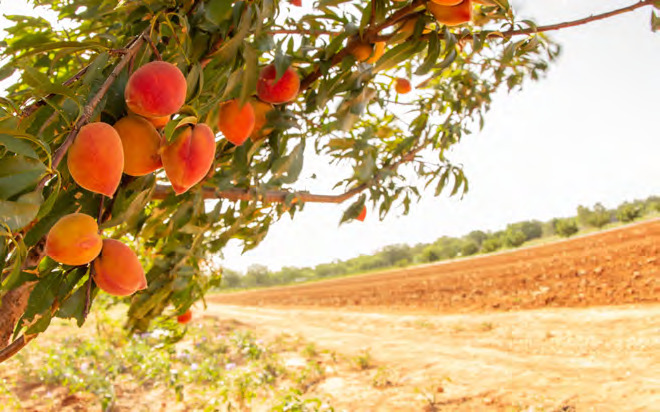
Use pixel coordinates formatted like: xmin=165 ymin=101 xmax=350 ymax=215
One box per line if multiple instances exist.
xmin=210 ymin=219 xmax=660 ymax=312
xmin=205 ymin=303 xmax=660 ymax=411
xmin=202 ymin=219 xmax=660 ymax=410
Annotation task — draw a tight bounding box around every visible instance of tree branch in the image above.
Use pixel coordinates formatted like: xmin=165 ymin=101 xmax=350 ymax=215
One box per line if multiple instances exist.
xmin=153 ymin=137 xmax=429 ymax=203
xmin=372 ymin=0 xmax=655 ymax=42
xmin=0 ymin=334 xmax=36 ymax=364
xmin=48 ymin=33 xmax=147 ymax=171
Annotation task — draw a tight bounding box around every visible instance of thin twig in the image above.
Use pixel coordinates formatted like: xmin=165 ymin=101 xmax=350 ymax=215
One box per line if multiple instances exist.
xmin=82 ymin=266 xmax=93 ymax=320
xmin=143 ymin=32 xmax=162 ymax=61
xmin=0 ymin=334 xmax=36 ymax=364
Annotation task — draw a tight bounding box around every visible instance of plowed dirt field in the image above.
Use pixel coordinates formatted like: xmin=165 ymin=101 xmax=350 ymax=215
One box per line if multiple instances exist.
xmin=210 ymin=219 xmax=660 ymax=312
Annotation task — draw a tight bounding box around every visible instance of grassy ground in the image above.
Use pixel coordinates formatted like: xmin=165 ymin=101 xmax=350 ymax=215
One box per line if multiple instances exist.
xmin=0 ymin=306 xmax=345 ymax=411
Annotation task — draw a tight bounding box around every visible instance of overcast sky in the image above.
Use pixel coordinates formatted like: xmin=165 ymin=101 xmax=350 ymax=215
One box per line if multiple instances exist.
xmin=2 ymin=0 xmax=658 ymax=272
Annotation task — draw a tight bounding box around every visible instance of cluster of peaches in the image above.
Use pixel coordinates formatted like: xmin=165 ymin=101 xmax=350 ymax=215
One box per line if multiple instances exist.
xmin=46 ymin=59 xmax=301 ymax=296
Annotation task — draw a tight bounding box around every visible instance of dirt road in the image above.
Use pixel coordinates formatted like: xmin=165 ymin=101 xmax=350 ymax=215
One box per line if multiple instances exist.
xmin=205 ymin=303 xmax=660 ymax=411
xmin=207 ymin=220 xmax=660 ymax=410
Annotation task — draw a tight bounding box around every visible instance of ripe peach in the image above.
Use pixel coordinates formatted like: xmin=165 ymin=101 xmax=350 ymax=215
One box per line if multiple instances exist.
xmin=147 ymin=115 xmax=170 ymax=129
xmin=124 ymin=61 xmax=187 ymax=118
xmin=177 ymin=309 xmax=192 ymax=324
xmin=113 ymin=116 xmax=162 ymax=176
xmin=45 ymin=213 xmax=103 ymax=266
xmin=161 ymin=123 xmax=216 ymax=195
xmin=67 ymin=122 xmax=124 ymax=197
xmin=250 ymin=100 xmax=274 ymax=141
xmin=356 ymin=206 xmax=367 ymax=222
xmin=217 ymin=99 xmax=255 ymax=146
xmin=427 ymin=0 xmax=473 ymax=26
xmin=430 ymin=0 xmax=463 ymax=5
xmin=93 ymin=239 xmax=147 ymax=296
xmin=347 ymin=38 xmax=374 ymax=62
xmin=395 ymin=78 xmax=412 ymax=94
xmin=366 ymin=41 xmax=386 ymax=64
xmin=256 ymin=64 xmax=300 ymax=104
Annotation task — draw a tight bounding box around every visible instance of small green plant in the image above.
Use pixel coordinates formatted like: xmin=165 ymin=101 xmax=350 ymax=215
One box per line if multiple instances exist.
xmin=351 ymin=348 xmax=373 ymax=370
xmin=302 ymin=342 xmax=318 ymax=359
xmin=372 ymin=366 xmax=398 ymax=388
xmin=480 ymin=322 xmax=495 ymax=332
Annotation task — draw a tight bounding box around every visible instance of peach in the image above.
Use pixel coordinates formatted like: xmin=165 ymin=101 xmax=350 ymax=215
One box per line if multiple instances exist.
xmin=250 ymin=100 xmax=274 ymax=141
xmin=347 ymin=38 xmax=374 ymax=62
xmin=147 ymin=115 xmax=170 ymax=129
xmin=356 ymin=206 xmax=367 ymax=222
xmin=124 ymin=61 xmax=187 ymax=118
xmin=113 ymin=116 xmax=162 ymax=176
xmin=430 ymin=0 xmax=463 ymax=5
xmin=161 ymin=123 xmax=216 ymax=195
xmin=217 ymin=99 xmax=255 ymax=146
xmin=366 ymin=41 xmax=386 ymax=64
xmin=67 ymin=122 xmax=124 ymax=197
xmin=93 ymin=239 xmax=147 ymax=296
xmin=427 ymin=0 xmax=473 ymax=26
xmin=45 ymin=213 xmax=103 ymax=266
xmin=256 ymin=64 xmax=300 ymax=104
xmin=177 ymin=309 xmax=192 ymax=324
xmin=395 ymin=78 xmax=412 ymax=94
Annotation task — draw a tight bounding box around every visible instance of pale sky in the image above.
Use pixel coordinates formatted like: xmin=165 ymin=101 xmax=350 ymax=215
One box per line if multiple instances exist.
xmin=2 ymin=0 xmax=659 ymax=272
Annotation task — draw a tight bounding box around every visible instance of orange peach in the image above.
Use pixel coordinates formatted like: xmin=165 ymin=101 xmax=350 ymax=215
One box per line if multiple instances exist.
xmin=347 ymin=38 xmax=374 ymax=62
xmin=93 ymin=239 xmax=147 ymax=296
xmin=256 ymin=64 xmax=300 ymax=104
xmin=147 ymin=115 xmax=170 ymax=129
xmin=113 ymin=116 xmax=162 ymax=176
xmin=366 ymin=41 xmax=386 ymax=64
xmin=161 ymin=123 xmax=216 ymax=195
xmin=427 ymin=0 xmax=473 ymax=26
xmin=395 ymin=78 xmax=412 ymax=94
xmin=250 ymin=100 xmax=274 ymax=141
xmin=217 ymin=99 xmax=255 ymax=146
xmin=356 ymin=206 xmax=367 ymax=222
xmin=124 ymin=61 xmax=187 ymax=118
xmin=45 ymin=213 xmax=103 ymax=266
xmin=177 ymin=309 xmax=192 ymax=324
xmin=430 ymin=0 xmax=463 ymax=5
xmin=67 ymin=122 xmax=124 ymax=197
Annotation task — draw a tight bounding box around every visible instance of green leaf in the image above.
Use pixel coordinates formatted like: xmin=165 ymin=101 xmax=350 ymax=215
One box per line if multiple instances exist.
xmin=0 ymin=134 xmax=38 ymax=158
xmin=0 ymin=191 xmax=42 ymax=231
xmin=239 ymin=46 xmax=258 ymax=106
xmin=205 ymin=0 xmax=234 ymax=25
xmin=0 ymin=156 xmax=47 ymax=199
xmin=82 ymin=51 xmax=110 ymax=86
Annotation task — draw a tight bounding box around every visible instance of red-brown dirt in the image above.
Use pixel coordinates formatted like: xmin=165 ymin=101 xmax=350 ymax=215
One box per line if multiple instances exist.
xmin=210 ymin=219 xmax=660 ymax=312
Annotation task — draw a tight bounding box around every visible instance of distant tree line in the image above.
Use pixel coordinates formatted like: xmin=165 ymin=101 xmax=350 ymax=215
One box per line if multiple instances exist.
xmin=220 ymin=196 xmax=660 ymax=289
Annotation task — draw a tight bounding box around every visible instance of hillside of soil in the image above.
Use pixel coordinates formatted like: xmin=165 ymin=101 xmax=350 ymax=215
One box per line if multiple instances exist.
xmin=210 ymin=219 xmax=660 ymax=312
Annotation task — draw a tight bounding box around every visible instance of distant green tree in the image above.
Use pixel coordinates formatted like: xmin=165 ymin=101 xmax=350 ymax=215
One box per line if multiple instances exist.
xmin=461 ymin=241 xmax=479 ymax=256
xmin=577 ymin=203 xmax=612 ymax=228
xmin=244 ymin=264 xmax=271 ymax=287
xmin=616 ymin=202 xmax=643 ymax=223
xmin=553 ymin=218 xmax=579 ymax=237
xmin=220 ymin=268 xmax=242 ymax=289
xmin=465 ymin=230 xmax=488 ymax=248
xmin=503 ymin=226 xmax=527 ymax=248
xmin=481 ymin=236 xmax=502 ymax=253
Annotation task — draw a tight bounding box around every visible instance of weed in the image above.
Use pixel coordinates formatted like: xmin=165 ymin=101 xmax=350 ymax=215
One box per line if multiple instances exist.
xmin=372 ymin=365 xmax=398 ymax=388
xmin=351 ymin=348 xmax=373 ymax=370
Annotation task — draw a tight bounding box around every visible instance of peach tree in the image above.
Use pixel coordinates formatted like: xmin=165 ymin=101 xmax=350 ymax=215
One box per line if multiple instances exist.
xmin=0 ymin=0 xmax=657 ymax=360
